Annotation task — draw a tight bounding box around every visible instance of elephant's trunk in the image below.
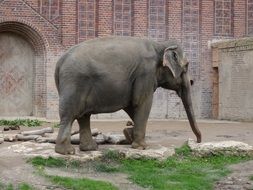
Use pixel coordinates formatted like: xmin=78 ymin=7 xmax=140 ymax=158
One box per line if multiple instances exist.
xmin=181 ymin=73 xmax=201 ymax=143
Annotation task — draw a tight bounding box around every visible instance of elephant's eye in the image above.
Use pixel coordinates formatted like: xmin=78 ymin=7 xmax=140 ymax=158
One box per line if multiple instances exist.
xmin=173 ymin=51 xmax=178 ymax=62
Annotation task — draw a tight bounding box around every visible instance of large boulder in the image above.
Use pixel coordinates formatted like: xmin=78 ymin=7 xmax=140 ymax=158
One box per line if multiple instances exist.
xmin=188 ymin=139 xmax=253 ymax=156
xmin=108 ymin=145 xmax=175 ymax=160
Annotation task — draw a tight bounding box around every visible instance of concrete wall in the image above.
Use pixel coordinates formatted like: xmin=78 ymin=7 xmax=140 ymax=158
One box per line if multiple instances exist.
xmin=212 ymin=38 xmax=253 ymax=121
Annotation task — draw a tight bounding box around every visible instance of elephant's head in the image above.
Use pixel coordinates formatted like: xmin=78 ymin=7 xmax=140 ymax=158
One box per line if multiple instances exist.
xmin=160 ymin=45 xmax=201 ymax=143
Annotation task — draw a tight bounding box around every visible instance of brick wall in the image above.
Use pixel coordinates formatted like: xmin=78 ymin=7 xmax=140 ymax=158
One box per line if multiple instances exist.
xmin=0 ymin=0 xmax=249 ymax=119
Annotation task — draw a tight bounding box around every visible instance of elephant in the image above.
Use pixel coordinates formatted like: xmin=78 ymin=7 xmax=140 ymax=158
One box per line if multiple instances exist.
xmin=54 ymin=36 xmax=201 ymax=155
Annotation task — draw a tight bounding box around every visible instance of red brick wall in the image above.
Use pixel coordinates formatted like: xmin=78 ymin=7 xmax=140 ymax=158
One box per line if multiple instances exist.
xmin=133 ymin=0 xmax=148 ymax=37
xmin=200 ymin=0 xmax=214 ymax=118
xmin=168 ymin=0 xmax=182 ymax=40
xmin=61 ymin=0 xmax=77 ymax=47
xmin=98 ymin=0 xmax=113 ymax=36
xmin=0 ymin=0 xmax=249 ymax=119
xmin=234 ymin=0 xmax=246 ymax=37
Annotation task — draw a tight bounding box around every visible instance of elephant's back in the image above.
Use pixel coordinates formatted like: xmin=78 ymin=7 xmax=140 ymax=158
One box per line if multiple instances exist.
xmin=74 ymin=36 xmax=152 ymax=55
xmin=57 ymin=36 xmax=158 ymax=83
xmin=70 ymin=36 xmax=157 ymax=66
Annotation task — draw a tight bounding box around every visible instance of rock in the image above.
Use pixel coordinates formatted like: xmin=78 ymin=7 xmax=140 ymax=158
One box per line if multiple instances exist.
xmin=109 ymin=145 xmax=175 ymax=160
xmin=7 ymin=141 xmax=174 ymax=161
xmin=8 ymin=141 xmax=103 ymax=161
xmin=94 ymin=134 xmax=107 ymax=144
xmin=105 ymin=133 xmax=130 ymax=145
xmin=188 ymin=139 xmax=253 ymax=156
xmin=4 ymin=125 xmax=20 ymax=131
xmin=0 ymin=132 xmax=3 ymax=144
xmin=4 ymin=134 xmax=17 ymax=142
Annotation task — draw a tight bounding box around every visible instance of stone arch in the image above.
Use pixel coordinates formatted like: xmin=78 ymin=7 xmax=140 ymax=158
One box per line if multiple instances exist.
xmin=0 ymin=20 xmax=47 ymax=117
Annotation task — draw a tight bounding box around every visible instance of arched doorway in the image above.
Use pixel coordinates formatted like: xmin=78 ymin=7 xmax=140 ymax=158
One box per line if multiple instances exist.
xmin=0 ymin=32 xmax=34 ymax=116
xmin=0 ymin=21 xmax=47 ymax=117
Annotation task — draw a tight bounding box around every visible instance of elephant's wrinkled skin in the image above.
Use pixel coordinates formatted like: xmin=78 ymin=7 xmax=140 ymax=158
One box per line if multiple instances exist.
xmin=55 ymin=36 xmax=201 ymax=155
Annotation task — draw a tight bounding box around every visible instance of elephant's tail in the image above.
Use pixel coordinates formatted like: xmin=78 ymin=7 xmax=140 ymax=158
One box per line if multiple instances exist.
xmin=55 ymin=53 xmax=67 ymax=94
xmin=54 ymin=63 xmax=60 ymax=93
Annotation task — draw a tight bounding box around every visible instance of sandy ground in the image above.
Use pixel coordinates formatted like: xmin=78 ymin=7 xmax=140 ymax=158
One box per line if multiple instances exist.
xmin=0 ymin=119 xmax=253 ymax=189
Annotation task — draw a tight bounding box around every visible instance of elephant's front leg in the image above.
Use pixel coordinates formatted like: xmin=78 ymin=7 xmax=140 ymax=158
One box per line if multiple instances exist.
xmin=132 ymin=95 xmax=153 ymax=150
xmin=77 ymin=114 xmax=98 ymax=151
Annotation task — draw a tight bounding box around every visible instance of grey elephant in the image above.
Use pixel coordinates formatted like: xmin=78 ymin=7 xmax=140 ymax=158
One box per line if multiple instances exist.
xmin=54 ymin=36 xmax=201 ymax=155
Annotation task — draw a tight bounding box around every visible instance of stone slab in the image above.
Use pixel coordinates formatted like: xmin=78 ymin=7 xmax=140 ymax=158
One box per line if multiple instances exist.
xmin=6 ymin=142 xmax=175 ymax=161
xmin=111 ymin=145 xmax=175 ymax=161
xmin=188 ymin=139 xmax=253 ymax=156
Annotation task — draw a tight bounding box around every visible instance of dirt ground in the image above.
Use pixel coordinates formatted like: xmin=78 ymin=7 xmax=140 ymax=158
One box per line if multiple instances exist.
xmin=0 ymin=119 xmax=253 ymax=189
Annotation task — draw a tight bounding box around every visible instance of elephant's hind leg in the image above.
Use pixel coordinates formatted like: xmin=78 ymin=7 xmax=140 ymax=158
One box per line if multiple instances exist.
xmin=55 ymin=89 xmax=78 ymax=155
xmin=77 ymin=114 xmax=98 ymax=151
xmin=55 ymin=117 xmax=75 ymax=155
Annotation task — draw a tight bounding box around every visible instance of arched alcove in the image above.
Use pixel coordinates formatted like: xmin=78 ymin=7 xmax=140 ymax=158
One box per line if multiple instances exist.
xmin=0 ymin=21 xmax=47 ymax=117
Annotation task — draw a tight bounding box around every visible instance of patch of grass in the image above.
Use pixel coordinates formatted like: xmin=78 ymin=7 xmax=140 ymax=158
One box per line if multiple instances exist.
xmin=0 ymin=182 xmax=14 ymax=190
xmin=102 ymin=150 xmax=123 ymax=161
xmin=0 ymin=181 xmax=5 ymax=189
xmin=28 ymin=156 xmax=67 ymax=168
xmin=18 ymin=183 xmax=34 ymax=190
xmin=48 ymin=175 xmax=118 ymax=190
xmin=0 ymin=119 xmax=42 ymax=127
xmin=119 ymin=145 xmax=252 ymax=190
xmin=175 ymin=143 xmax=192 ymax=156
xmin=93 ymin=162 xmax=120 ymax=173
xmin=29 ymin=153 xmax=121 ymax=173
xmin=5 ymin=184 xmax=14 ymax=190
xmin=93 ymin=150 xmax=122 ymax=173
xmin=28 ymin=156 xmax=118 ymax=190
xmin=250 ymin=176 xmax=253 ymax=181
xmin=28 ymin=156 xmax=84 ymax=169
xmin=0 ymin=182 xmax=34 ymax=190
xmin=28 ymin=146 xmax=252 ymax=190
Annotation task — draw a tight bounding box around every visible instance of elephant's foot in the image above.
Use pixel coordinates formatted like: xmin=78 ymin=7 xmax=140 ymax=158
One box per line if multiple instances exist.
xmin=123 ymin=127 xmax=134 ymax=144
xmin=131 ymin=140 xmax=148 ymax=150
xmin=79 ymin=140 xmax=98 ymax=151
xmin=55 ymin=143 xmax=75 ymax=155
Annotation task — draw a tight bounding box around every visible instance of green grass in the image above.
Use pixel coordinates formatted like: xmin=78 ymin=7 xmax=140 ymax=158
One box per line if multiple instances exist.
xmin=28 ymin=146 xmax=252 ymax=190
xmin=28 ymin=156 xmax=68 ymax=168
xmin=120 ymin=154 xmax=248 ymax=190
xmin=0 ymin=119 xmax=42 ymax=127
xmin=250 ymin=176 xmax=253 ymax=181
xmin=28 ymin=156 xmax=83 ymax=169
xmin=0 ymin=182 xmax=34 ymax=190
xmin=18 ymin=183 xmax=34 ymax=190
xmin=28 ymin=156 xmax=119 ymax=190
xmin=48 ymin=176 xmax=118 ymax=190
xmin=122 ymin=145 xmax=251 ymax=190
xmin=92 ymin=150 xmax=123 ymax=173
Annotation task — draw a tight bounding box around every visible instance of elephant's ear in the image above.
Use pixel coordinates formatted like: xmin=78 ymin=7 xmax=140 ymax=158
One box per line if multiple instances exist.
xmin=163 ymin=46 xmax=183 ymax=78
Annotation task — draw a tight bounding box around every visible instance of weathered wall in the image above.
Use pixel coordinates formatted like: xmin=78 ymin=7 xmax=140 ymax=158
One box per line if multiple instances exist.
xmin=0 ymin=32 xmax=34 ymax=116
xmin=212 ymin=38 xmax=253 ymax=121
